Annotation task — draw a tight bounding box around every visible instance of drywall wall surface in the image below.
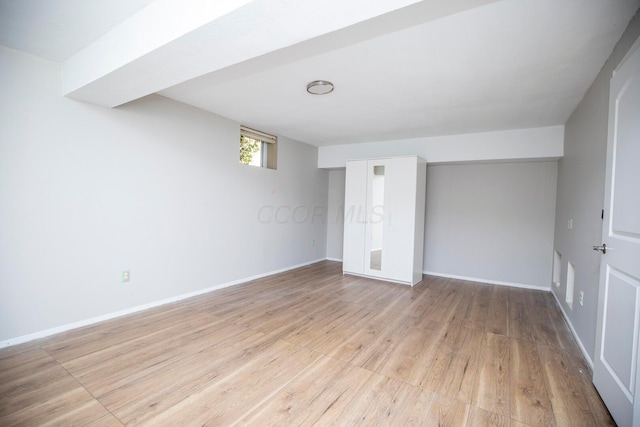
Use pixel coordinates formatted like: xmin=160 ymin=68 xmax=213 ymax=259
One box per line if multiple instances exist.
xmin=317 ymin=126 xmax=563 ymax=168
xmin=0 ymin=46 xmax=328 ymax=342
xmin=553 ymin=12 xmax=640 ymax=362
xmin=326 ymin=169 xmax=346 ymax=260
xmin=424 ymin=162 xmax=558 ymax=288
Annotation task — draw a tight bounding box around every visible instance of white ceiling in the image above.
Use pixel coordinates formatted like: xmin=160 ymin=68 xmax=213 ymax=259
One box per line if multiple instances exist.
xmin=1 ymin=0 xmax=638 ymax=146
xmin=0 ymin=0 xmax=155 ymax=61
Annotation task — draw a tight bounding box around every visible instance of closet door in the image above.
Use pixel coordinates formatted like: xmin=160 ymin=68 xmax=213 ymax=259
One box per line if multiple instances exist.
xmin=343 ymin=160 xmax=367 ymax=274
xmin=385 ymin=157 xmax=418 ymax=283
xmin=364 ymin=159 xmax=391 ymax=279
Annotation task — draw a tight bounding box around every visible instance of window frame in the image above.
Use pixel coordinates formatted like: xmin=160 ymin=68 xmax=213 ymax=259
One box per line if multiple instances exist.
xmin=240 ymin=126 xmax=277 ymax=170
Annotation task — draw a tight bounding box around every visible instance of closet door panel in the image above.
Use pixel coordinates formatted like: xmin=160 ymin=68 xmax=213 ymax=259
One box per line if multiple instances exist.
xmin=385 ymin=157 xmax=417 ymax=283
xmin=343 ymin=160 xmax=368 ymax=275
xmin=364 ymin=159 xmax=389 ymax=279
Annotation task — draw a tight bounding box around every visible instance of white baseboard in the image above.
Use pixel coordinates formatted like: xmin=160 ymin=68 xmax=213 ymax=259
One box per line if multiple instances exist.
xmin=1 ymin=258 xmax=328 ymax=349
xmin=550 ymin=289 xmax=594 ymax=369
xmin=326 ymin=257 xmax=343 ymax=262
xmin=423 ymin=271 xmax=551 ymax=291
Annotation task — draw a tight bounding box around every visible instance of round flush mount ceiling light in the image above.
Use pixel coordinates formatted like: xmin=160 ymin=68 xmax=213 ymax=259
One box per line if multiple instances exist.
xmin=306 ymin=80 xmax=334 ymax=95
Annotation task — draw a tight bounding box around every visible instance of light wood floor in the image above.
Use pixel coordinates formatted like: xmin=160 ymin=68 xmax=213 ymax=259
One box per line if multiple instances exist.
xmin=0 ymin=261 xmax=614 ymax=426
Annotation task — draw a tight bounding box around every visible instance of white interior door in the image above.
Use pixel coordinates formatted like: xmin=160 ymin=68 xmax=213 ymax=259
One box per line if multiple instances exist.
xmin=593 ymin=38 xmax=640 ymax=427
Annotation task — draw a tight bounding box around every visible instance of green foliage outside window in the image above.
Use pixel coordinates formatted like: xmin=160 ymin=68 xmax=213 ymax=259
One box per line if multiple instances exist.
xmin=239 ymin=136 xmax=261 ymax=165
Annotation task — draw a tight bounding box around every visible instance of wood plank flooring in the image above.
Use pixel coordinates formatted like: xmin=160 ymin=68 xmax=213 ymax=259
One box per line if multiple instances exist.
xmin=0 ymin=261 xmax=614 ymax=426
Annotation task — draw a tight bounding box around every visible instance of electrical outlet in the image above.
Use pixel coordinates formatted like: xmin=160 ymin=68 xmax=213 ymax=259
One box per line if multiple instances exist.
xmin=568 ymin=219 xmax=573 ymax=230
xmin=311 ymin=239 xmax=315 ymax=246
xmin=579 ymin=291 xmax=584 ymax=306
xmin=122 ymin=271 xmax=130 ymax=283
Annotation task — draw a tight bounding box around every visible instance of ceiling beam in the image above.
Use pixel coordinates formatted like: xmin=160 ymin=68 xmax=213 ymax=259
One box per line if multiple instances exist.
xmin=63 ymin=0 xmax=429 ymax=107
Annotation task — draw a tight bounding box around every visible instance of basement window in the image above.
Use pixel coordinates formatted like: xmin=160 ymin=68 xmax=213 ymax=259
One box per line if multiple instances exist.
xmin=239 ymin=126 xmax=277 ymax=170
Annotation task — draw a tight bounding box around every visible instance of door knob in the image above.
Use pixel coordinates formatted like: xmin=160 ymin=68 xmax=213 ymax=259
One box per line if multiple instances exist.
xmin=592 ymin=243 xmax=607 ymax=254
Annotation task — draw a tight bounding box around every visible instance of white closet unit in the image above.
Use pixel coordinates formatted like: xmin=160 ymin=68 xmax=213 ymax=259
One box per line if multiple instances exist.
xmin=343 ymin=156 xmax=426 ymax=286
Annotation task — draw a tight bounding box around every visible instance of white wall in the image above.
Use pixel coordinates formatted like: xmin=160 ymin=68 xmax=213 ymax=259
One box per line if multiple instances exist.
xmin=326 ymin=169 xmax=345 ymax=261
xmin=424 ymin=162 xmax=557 ymax=289
xmin=0 ymin=46 xmax=328 ymax=343
xmin=318 ymin=126 xmax=563 ymax=168
xmin=553 ymin=13 xmax=640 ymax=364
xmin=326 ymin=161 xmax=558 ymax=289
